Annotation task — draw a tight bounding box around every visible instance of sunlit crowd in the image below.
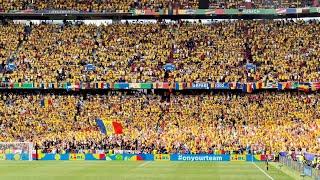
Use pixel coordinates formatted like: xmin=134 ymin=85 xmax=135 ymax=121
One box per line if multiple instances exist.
xmin=0 ymin=20 xmax=319 ymax=83
xmin=0 ymin=92 xmax=319 ymax=155
xmin=0 ymin=0 xmax=318 ymax=13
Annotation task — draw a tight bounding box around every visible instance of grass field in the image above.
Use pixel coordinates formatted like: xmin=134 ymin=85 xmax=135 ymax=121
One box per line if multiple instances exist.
xmin=0 ymin=161 xmax=307 ymax=180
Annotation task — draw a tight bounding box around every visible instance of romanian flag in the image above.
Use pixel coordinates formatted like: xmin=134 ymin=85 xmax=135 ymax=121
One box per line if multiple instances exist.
xmin=40 ymin=97 xmax=52 ymax=108
xmin=95 ymin=119 xmax=123 ymax=135
xmin=278 ymin=82 xmax=291 ymax=90
xmin=175 ymin=82 xmax=185 ymax=90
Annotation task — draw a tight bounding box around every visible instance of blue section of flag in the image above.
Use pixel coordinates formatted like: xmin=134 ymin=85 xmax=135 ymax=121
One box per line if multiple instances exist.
xmin=95 ymin=119 xmax=106 ymax=134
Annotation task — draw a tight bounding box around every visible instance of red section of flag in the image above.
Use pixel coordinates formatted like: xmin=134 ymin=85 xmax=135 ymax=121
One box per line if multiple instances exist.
xmin=112 ymin=121 xmax=123 ymax=134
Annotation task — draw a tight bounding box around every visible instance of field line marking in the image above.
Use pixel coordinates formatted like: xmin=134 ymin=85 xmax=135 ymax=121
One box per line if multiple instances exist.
xmin=252 ymin=162 xmax=274 ymax=180
xmin=138 ymin=161 xmax=152 ymax=168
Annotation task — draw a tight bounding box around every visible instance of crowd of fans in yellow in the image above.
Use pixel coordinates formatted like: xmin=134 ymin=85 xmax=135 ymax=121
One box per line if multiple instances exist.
xmin=0 ymin=92 xmax=319 ymax=154
xmin=0 ymin=20 xmax=318 ymax=84
xmin=0 ymin=17 xmax=319 ymax=156
xmin=0 ymin=0 xmax=317 ymax=12
xmin=0 ymin=23 xmax=24 ymax=74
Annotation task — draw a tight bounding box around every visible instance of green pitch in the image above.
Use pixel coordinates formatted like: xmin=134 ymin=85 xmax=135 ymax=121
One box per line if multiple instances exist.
xmin=0 ymin=161 xmax=305 ymax=180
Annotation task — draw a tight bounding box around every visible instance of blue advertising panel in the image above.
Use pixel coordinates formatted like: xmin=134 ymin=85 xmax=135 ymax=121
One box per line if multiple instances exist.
xmin=5 ymin=153 xmax=29 ymax=160
xmin=215 ymin=82 xmax=230 ymax=89
xmin=170 ymin=154 xmax=230 ymax=161
xmin=191 ymin=82 xmax=210 ymax=89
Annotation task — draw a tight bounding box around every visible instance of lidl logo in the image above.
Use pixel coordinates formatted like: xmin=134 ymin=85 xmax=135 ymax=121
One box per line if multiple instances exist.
xmin=231 ymin=155 xmax=246 ymax=161
xmin=155 ymin=154 xmax=170 ymax=161
xmin=69 ymin=154 xmax=85 ymax=160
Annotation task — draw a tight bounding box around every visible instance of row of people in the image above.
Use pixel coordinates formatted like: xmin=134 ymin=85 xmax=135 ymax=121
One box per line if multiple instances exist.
xmin=0 ymin=0 xmax=318 ymax=13
xmin=0 ymin=91 xmax=319 ymax=154
xmin=2 ymin=20 xmax=320 ymax=83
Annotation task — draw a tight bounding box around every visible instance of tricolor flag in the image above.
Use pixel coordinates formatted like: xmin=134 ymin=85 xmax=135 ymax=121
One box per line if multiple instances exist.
xmin=175 ymin=82 xmax=185 ymax=90
xmin=95 ymin=119 xmax=123 ymax=135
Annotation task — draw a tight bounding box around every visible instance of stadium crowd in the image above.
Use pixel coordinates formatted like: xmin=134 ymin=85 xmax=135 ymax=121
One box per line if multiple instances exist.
xmin=0 ymin=20 xmax=318 ymax=83
xmin=0 ymin=22 xmax=24 ymax=75
xmin=0 ymin=0 xmax=318 ymax=12
xmin=0 ymin=92 xmax=319 ymax=155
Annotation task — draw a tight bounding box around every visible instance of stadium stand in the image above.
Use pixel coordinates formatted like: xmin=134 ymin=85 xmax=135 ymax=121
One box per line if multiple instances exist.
xmin=0 ymin=0 xmax=318 ymax=12
xmin=0 ymin=22 xmax=24 ymax=75
xmin=0 ymin=20 xmax=319 ymax=83
xmin=1 ymin=1 xmax=320 ymax=179
xmin=0 ymin=92 xmax=319 ymax=155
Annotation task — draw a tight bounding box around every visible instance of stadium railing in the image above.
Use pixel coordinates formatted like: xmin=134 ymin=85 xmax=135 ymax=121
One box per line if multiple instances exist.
xmin=279 ymin=155 xmax=320 ymax=179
